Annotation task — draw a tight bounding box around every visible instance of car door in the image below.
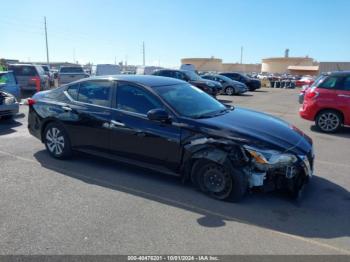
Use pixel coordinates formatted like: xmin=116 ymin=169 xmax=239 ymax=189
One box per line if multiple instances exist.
xmin=63 ymin=80 xmax=114 ymax=154
xmin=336 ymin=75 xmax=350 ymax=125
xmin=110 ymin=81 xmax=182 ymax=170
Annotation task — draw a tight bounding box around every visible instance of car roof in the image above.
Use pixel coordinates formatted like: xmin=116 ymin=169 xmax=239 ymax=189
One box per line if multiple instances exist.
xmin=9 ymin=63 xmax=36 ymax=67
xmin=326 ymin=71 xmax=350 ymax=76
xmin=0 ymin=71 xmax=13 ymax=74
xmin=85 ymin=75 xmax=185 ymax=87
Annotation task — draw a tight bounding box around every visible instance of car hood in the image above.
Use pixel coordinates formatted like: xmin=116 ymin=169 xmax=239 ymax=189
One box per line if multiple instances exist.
xmin=192 ymin=79 xmax=222 ymax=88
xmin=192 ymin=107 xmax=312 ymax=155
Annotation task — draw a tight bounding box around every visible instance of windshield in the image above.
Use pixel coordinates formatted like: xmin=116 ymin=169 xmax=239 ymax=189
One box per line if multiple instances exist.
xmin=154 ymin=84 xmax=228 ymax=118
xmin=42 ymin=66 xmax=49 ymax=72
xmin=183 ymin=71 xmax=202 ymax=81
xmin=60 ymin=67 xmax=84 ymax=73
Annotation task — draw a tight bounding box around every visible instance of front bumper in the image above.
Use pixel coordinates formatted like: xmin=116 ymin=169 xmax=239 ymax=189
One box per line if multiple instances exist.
xmin=0 ymin=102 xmax=19 ymax=117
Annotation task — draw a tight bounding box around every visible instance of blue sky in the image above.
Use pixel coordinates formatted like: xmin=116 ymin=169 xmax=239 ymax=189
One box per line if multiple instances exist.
xmin=1 ymin=0 xmax=349 ymax=67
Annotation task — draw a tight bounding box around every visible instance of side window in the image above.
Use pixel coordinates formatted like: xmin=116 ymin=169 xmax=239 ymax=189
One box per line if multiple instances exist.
xmin=117 ymin=84 xmax=162 ymax=115
xmin=160 ymin=70 xmax=171 ymax=77
xmin=67 ymin=83 xmax=79 ymax=100
xmin=174 ymin=71 xmax=186 ymax=80
xmin=342 ymin=76 xmax=350 ymax=91
xmin=77 ymin=81 xmax=112 ymax=107
xmin=318 ymin=77 xmax=339 ymax=89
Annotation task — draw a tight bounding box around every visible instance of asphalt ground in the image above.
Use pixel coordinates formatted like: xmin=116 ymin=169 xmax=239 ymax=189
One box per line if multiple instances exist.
xmin=0 ymin=88 xmax=349 ymax=255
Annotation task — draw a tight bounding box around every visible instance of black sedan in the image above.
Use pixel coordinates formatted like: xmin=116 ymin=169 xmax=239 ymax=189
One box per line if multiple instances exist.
xmin=220 ymin=72 xmax=261 ymax=91
xmin=28 ymin=75 xmax=314 ymax=201
xmin=152 ymin=69 xmax=222 ymax=97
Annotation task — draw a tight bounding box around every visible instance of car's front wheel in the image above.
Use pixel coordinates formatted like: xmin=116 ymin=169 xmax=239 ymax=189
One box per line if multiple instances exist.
xmin=44 ymin=123 xmax=72 ymax=159
xmin=316 ymin=110 xmax=342 ymax=133
xmin=195 ymin=161 xmax=247 ymax=202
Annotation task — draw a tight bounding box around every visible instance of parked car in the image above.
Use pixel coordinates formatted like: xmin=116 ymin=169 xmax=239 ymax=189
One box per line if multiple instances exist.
xmin=298 ymin=75 xmax=325 ymax=104
xmin=58 ymin=66 xmax=89 ymax=85
xmin=0 ymin=91 xmax=19 ymax=120
xmin=300 ymin=71 xmax=350 ymax=133
xmin=295 ymin=76 xmax=314 ymax=88
xmin=152 ymin=69 xmax=222 ymax=96
xmin=95 ymin=64 xmax=121 ymax=76
xmin=220 ymin=72 xmax=261 ymax=91
xmin=180 ymin=64 xmax=196 ymax=72
xmin=0 ymin=71 xmax=20 ymax=101
xmin=136 ymin=66 xmax=163 ymax=75
xmin=8 ymin=64 xmax=49 ymax=92
xmin=41 ymin=65 xmax=54 ymax=86
xmin=28 ymin=75 xmax=314 ymax=202
xmin=202 ymin=74 xmax=248 ymax=95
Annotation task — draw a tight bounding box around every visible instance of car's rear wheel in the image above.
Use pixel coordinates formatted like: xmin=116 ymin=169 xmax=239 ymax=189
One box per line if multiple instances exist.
xmin=195 ymin=161 xmax=247 ymax=202
xmin=316 ymin=110 xmax=342 ymax=133
xmin=225 ymin=86 xmax=235 ymax=96
xmin=44 ymin=123 xmax=72 ymax=159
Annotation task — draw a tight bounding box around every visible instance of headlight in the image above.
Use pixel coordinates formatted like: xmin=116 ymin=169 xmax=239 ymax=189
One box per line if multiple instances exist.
xmin=207 ymin=82 xmax=215 ymax=87
xmin=244 ymin=145 xmax=298 ymax=167
xmin=4 ymin=96 xmax=16 ymax=105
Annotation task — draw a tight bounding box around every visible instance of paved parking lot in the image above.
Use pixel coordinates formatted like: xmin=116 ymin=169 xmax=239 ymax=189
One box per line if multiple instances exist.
xmin=0 ymin=88 xmax=349 ymax=255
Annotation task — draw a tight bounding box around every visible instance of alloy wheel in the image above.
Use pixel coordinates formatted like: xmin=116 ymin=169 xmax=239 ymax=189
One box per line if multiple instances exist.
xmin=46 ymin=127 xmax=65 ymax=155
xmin=317 ymin=112 xmax=340 ymax=132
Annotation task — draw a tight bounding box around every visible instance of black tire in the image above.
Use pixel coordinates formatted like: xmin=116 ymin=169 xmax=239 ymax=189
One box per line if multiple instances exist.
xmin=225 ymin=86 xmax=235 ymax=96
xmin=195 ymin=161 xmax=247 ymax=202
xmin=43 ymin=122 xmax=72 ymax=159
xmin=315 ymin=110 xmax=342 ymax=133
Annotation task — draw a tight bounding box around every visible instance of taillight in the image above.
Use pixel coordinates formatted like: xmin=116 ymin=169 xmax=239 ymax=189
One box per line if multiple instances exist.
xmin=27 ymin=98 xmax=36 ymax=106
xmin=306 ymin=90 xmax=319 ymax=99
xmin=29 ymin=76 xmax=41 ymax=92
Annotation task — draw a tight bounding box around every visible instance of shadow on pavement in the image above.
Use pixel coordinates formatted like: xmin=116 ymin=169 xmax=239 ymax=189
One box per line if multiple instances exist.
xmin=34 ymin=150 xmax=350 ymax=239
xmin=0 ymin=117 xmax=22 ymax=136
xmin=310 ymin=125 xmax=350 ymax=138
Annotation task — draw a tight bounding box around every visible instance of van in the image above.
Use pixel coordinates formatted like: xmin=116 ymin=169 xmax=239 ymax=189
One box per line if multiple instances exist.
xmin=95 ymin=64 xmax=121 ymax=76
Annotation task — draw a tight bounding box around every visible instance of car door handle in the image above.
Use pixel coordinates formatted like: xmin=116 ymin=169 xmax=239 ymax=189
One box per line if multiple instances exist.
xmin=337 ymin=94 xmax=350 ymax=98
xmin=110 ymin=120 xmax=125 ymax=127
xmin=61 ymin=106 xmax=72 ymax=112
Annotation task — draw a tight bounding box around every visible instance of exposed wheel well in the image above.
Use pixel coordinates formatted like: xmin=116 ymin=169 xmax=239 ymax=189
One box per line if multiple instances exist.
xmin=315 ymin=108 xmax=344 ymax=123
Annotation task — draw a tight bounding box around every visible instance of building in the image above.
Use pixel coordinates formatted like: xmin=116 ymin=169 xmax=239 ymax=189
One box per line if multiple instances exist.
xmin=181 ymin=57 xmax=223 ymax=72
xmin=222 ymin=63 xmax=261 ymax=73
xmin=261 ymin=57 xmax=316 ymax=74
xmin=318 ymin=62 xmax=350 ymax=73
xmin=180 ymin=57 xmax=261 ymax=73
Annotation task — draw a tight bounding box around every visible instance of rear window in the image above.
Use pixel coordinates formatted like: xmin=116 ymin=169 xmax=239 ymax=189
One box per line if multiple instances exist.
xmin=9 ymin=65 xmax=37 ymax=76
xmin=0 ymin=72 xmax=16 ymax=85
xmin=60 ymin=67 xmax=84 ymax=73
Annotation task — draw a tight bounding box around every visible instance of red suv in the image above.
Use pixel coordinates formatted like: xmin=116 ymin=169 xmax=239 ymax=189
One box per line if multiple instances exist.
xmin=299 ymin=71 xmax=350 ymax=133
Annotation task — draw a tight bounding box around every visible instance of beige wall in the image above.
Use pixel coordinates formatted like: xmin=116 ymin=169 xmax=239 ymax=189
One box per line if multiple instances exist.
xmin=181 ymin=58 xmax=223 ymax=71
xmin=261 ymin=57 xmax=314 ymax=73
xmin=222 ymin=63 xmax=261 ymax=73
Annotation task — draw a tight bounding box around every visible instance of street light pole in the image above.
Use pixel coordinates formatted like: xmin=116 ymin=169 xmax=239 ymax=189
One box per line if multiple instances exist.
xmin=44 ymin=16 xmax=50 ymax=68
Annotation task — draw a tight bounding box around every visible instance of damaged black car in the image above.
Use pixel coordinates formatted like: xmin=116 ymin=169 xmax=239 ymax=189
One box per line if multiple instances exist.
xmin=28 ymin=75 xmax=314 ymax=202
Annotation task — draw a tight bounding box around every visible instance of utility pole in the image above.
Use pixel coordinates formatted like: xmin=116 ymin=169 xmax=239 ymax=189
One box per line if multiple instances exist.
xmin=142 ymin=41 xmax=145 ymax=66
xmin=240 ymin=46 xmax=243 ymax=64
xmin=44 ymin=17 xmax=50 ymax=68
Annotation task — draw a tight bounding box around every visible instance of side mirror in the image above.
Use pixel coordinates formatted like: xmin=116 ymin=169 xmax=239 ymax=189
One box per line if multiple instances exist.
xmin=147 ymin=108 xmax=171 ymax=123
